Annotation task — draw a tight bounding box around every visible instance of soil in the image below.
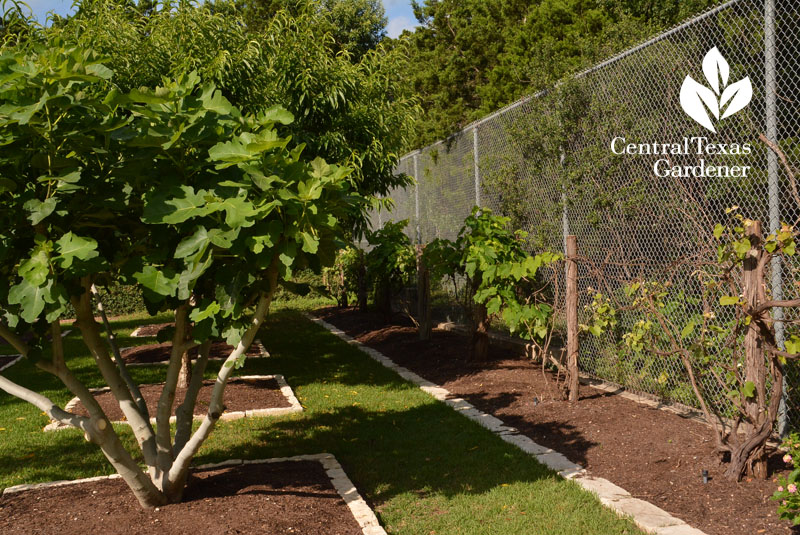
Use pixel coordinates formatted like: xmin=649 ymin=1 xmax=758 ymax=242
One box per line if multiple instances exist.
xmin=132 ymin=322 xmax=173 ymax=337
xmin=71 ymin=377 xmax=291 ymax=421
xmin=121 ymin=341 xmax=263 ymax=365
xmin=316 ymin=306 xmax=795 ymax=535
xmin=0 ymin=461 xmax=364 ymax=535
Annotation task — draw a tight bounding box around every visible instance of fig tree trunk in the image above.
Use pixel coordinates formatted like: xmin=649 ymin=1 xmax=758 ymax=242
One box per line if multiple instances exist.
xmin=469 ymin=302 xmax=489 ymax=363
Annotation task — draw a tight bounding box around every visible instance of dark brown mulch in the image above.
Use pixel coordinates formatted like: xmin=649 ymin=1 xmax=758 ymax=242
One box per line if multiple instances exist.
xmin=0 ymin=355 xmax=20 ymax=370
xmin=0 ymin=461 xmax=364 ymax=535
xmin=71 ymin=377 xmax=291 ymax=421
xmin=121 ymin=341 xmax=263 ymax=365
xmin=132 ymin=322 xmax=173 ymax=338
xmin=316 ymin=306 xmax=794 ymax=535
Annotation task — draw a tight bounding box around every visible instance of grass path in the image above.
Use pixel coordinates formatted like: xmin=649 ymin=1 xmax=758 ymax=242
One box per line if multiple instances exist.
xmin=0 ymin=306 xmax=642 ymax=534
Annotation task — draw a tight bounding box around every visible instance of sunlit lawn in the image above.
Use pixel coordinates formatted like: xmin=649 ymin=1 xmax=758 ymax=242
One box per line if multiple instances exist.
xmin=0 ymin=298 xmax=642 ymax=534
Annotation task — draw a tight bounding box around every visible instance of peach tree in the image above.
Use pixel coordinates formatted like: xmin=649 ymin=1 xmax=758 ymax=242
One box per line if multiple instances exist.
xmin=0 ymin=43 xmax=355 ymax=506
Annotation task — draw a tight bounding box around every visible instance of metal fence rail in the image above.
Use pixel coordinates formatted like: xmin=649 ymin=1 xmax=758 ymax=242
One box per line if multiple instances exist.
xmin=379 ymin=0 xmax=800 ymax=430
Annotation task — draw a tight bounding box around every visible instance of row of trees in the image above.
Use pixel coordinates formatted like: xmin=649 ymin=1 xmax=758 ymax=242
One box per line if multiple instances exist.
xmin=400 ymin=0 xmax=721 ymax=145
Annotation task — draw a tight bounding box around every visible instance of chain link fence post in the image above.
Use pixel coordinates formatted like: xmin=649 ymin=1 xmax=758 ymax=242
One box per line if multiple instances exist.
xmin=473 ymin=127 xmax=481 ymax=208
xmin=764 ymin=0 xmax=788 ymax=437
xmin=560 ymin=148 xmax=569 ymax=257
xmin=414 ymin=153 xmax=421 ymax=245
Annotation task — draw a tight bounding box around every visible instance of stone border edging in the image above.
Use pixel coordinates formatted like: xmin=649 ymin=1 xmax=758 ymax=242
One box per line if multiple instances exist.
xmin=308 ymin=313 xmax=706 ymax=535
xmin=43 ymin=374 xmax=303 ymax=432
xmin=2 ymin=453 xmax=386 ymax=535
xmin=0 ymin=330 xmax=72 ymax=374
xmin=121 ymin=339 xmax=270 ymax=365
xmin=0 ymin=355 xmax=21 ymax=373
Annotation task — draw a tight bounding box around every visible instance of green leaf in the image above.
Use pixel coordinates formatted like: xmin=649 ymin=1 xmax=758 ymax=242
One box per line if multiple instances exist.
xmin=8 ymin=279 xmax=51 ymax=323
xmin=279 ymin=241 xmax=297 ymax=268
xmin=209 ymin=195 xmax=256 ymax=228
xmin=200 ymin=89 xmax=233 ymax=115
xmin=785 ymin=336 xmax=800 ymax=355
xmin=189 ymin=301 xmax=221 ymax=322
xmin=134 ymin=266 xmax=179 ymax=297
xmin=713 ymin=224 xmax=724 ymax=239
xmin=262 ymin=105 xmax=294 ymax=125
xmin=486 ymin=296 xmax=502 ymax=315
xmin=208 ymin=139 xmax=253 ymax=165
xmin=742 ymin=380 xmax=756 ymax=399
xmin=142 ymin=186 xmax=209 ymax=224
xmin=18 ymin=249 xmax=50 ymax=286
xmin=129 ymin=88 xmax=169 ymax=104
xmin=208 ymin=228 xmax=240 ymax=249
xmin=85 ymin=63 xmax=113 ymax=80
xmin=719 ymin=295 xmax=741 ymax=306
xmin=55 ymin=233 xmax=99 ymax=269
xmin=300 ymin=232 xmax=319 ymax=254
xmin=175 ymin=227 xmax=210 ymax=259
xmin=680 ymin=321 xmax=696 ymax=340
xmin=734 ymin=238 xmax=751 ymax=257
xmin=24 ymin=197 xmax=57 ymax=225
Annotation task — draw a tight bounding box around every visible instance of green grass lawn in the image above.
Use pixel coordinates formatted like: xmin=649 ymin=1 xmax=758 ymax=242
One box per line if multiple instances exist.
xmin=0 ymin=302 xmax=643 ymax=534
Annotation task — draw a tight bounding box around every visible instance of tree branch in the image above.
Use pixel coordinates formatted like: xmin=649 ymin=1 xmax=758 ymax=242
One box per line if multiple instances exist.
xmin=155 ymin=302 xmax=195 ymax=479
xmin=91 ymin=284 xmax=148 ymax=418
xmin=168 ymin=289 xmax=273 ymax=492
xmin=173 ymin=339 xmax=211 ymax=455
xmin=72 ymin=278 xmax=158 ymax=472
xmin=0 ymin=321 xmax=29 ymax=357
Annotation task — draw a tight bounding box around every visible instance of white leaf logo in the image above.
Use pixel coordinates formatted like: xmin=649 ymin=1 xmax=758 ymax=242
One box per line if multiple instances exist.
xmin=680 ymin=76 xmax=719 ymax=133
xmin=720 ymin=77 xmax=753 ymax=120
xmin=680 ymin=47 xmax=752 ymax=133
xmin=702 ymin=46 xmax=729 ymax=95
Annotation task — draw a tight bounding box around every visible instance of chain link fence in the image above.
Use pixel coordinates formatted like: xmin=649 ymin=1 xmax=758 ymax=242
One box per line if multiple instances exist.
xmin=378 ymin=0 xmax=800 ymax=430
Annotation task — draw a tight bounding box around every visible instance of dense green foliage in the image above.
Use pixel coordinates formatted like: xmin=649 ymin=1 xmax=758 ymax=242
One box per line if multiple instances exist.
xmin=0 ymin=44 xmax=352 ymax=342
xmin=0 ymin=36 xmax=359 ymax=504
xmin=424 ymin=208 xmax=560 ymax=347
xmin=403 ymin=0 xmax=721 ymax=144
xmin=459 ymin=209 xmax=561 ymax=342
xmin=42 ymin=0 xmax=415 ymax=234
xmin=241 ymin=0 xmax=387 ymax=62
xmin=365 ymin=220 xmax=415 ymax=313
xmin=322 ymin=245 xmax=366 ymax=307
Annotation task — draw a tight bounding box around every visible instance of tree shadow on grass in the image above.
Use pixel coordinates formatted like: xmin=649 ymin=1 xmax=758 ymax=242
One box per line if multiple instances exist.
xmin=450 ymin=391 xmax=599 ymax=468
xmin=203 ymin=402 xmax=561 ymax=506
xmin=0 ymin=427 xmax=130 ymax=488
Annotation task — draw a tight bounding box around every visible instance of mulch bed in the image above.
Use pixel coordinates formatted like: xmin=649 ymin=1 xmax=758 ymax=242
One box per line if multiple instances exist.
xmin=71 ymin=377 xmax=291 ymax=421
xmin=316 ymin=306 xmax=793 ymax=535
xmin=0 ymin=461 xmax=364 ymax=535
xmin=121 ymin=341 xmax=263 ymax=365
xmin=132 ymin=322 xmax=174 ymax=338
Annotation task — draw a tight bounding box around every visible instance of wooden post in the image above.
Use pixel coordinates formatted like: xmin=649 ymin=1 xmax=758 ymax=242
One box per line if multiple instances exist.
xmin=416 ymin=245 xmax=432 ymax=341
xmin=566 ymin=235 xmax=579 ymax=402
xmin=742 ymin=220 xmax=768 ymax=478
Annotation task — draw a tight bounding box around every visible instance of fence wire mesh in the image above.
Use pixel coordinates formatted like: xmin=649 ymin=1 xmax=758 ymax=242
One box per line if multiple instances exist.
xmin=380 ymin=0 xmax=800 ymax=429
